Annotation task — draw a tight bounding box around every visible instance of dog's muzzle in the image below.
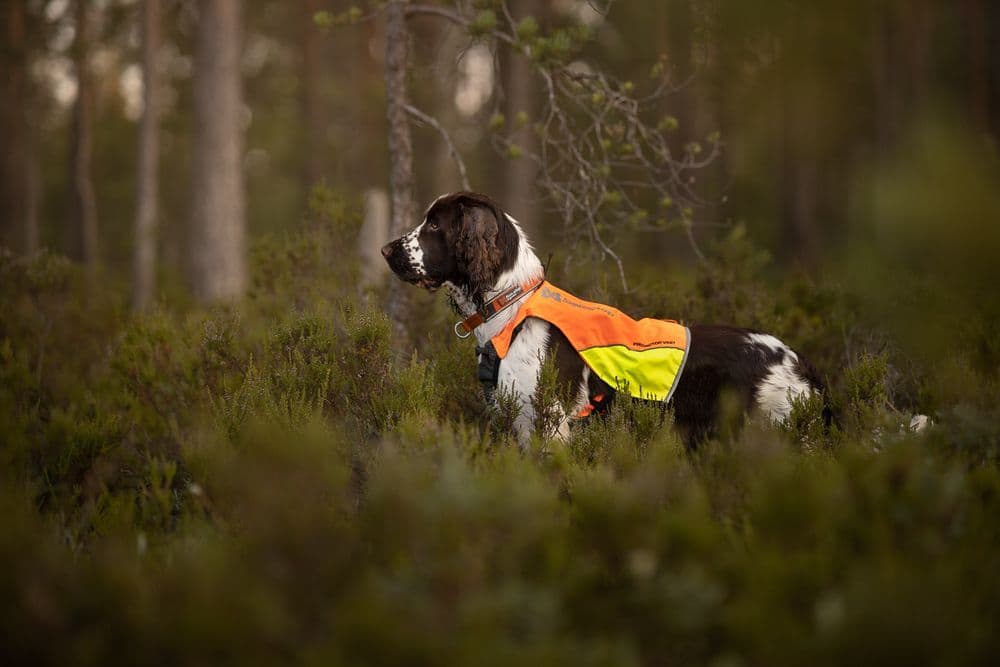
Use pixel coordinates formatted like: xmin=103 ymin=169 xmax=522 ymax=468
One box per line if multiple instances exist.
xmin=381 ymin=238 xmax=412 ymax=277
xmin=381 ymin=238 xmax=441 ymax=290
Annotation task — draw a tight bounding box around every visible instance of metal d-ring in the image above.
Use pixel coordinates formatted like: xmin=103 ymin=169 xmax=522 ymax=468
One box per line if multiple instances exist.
xmin=454 ymin=321 xmax=472 ymax=339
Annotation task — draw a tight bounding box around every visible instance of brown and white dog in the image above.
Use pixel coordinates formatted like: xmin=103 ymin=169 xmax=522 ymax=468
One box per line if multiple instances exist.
xmin=381 ymin=191 xmax=825 ymax=447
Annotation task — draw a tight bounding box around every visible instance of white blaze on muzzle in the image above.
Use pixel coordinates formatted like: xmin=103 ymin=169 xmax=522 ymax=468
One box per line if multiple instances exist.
xmin=401 ymin=221 xmax=426 ymax=275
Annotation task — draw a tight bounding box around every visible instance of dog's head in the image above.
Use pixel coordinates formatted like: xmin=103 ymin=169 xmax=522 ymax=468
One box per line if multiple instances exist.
xmin=381 ymin=192 xmax=520 ymax=297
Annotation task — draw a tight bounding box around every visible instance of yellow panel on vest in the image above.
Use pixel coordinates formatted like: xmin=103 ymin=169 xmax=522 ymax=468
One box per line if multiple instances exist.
xmin=580 ymin=344 xmax=687 ymax=402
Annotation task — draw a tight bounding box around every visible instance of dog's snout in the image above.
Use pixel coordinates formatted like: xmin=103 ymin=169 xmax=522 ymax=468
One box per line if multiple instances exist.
xmin=382 ymin=238 xmax=411 ymax=278
xmin=381 ymin=234 xmax=432 ymax=287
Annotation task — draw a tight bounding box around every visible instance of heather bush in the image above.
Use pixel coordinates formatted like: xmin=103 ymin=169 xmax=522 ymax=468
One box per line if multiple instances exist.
xmin=1 ymin=200 xmax=999 ymax=666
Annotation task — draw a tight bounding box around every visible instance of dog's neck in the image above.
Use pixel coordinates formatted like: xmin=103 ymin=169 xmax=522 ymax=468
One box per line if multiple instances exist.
xmin=446 ymin=213 xmax=544 ymax=345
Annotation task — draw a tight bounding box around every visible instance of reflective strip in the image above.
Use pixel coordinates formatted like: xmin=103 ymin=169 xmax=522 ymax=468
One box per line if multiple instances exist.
xmin=580 ymin=343 xmax=688 ymax=402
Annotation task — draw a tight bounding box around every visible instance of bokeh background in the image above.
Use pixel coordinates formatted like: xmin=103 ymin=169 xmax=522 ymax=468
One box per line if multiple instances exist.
xmin=3 ymin=1 xmax=998 ymax=280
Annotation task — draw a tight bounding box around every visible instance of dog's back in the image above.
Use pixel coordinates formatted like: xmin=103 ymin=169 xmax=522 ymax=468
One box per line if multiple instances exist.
xmin=671 ymin=325 xmax=824 ymax=445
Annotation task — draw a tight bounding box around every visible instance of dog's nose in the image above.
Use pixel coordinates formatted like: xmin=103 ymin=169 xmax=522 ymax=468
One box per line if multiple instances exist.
xmin=381 ymin=242 xmax=394 ymax=259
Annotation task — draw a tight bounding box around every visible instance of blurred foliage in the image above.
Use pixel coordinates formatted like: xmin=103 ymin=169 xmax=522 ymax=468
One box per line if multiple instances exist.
xmin=848 ymin=119 xmax=1000 ymax=407
xmin=3 ymin=183 xmax=1000 ymax=665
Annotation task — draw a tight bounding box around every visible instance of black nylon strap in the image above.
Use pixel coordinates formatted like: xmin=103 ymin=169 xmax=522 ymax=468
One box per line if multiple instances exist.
xmin=475 ymin=322 xmax=526 ymax=405
xmin=476 ymin=341 xmax=501 ymax=403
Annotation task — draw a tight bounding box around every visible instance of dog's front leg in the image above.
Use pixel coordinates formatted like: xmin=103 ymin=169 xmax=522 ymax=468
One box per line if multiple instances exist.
xmin=495 ymin=319 xmax=552 ymax=450
xmin=497 ymin=363 xmax=541 ymax=450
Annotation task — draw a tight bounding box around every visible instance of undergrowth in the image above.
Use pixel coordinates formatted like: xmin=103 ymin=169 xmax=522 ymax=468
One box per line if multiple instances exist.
xmin=1 ymin=194 xmax=998 ymax=666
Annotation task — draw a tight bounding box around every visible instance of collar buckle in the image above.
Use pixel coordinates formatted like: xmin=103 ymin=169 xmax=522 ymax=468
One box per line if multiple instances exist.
xmin=454 ymin=320 xmax=473 ymax=339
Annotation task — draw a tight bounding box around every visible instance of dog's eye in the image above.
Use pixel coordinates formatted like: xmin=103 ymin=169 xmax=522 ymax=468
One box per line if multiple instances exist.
xmin=427 ymin=221 xmax=439 ymax=231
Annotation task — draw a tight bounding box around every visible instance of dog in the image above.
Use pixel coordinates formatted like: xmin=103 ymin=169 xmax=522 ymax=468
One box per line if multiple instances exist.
xmin=382 ymin=191 xmax=825 ymax=448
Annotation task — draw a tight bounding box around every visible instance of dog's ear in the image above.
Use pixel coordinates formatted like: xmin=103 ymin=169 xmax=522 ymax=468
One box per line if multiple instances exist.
xmin=455 ymin=197 xmax=503 ymax=296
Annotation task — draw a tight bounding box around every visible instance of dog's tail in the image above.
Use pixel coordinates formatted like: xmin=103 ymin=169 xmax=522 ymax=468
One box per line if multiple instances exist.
xmin=801 ymin=355 xmax=932 ymax=437
xmin=907 ymin=413 xmax=932 ymax=432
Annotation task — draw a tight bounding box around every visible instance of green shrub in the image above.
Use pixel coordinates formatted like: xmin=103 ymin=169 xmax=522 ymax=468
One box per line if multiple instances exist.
xmin=1 ymin=203 xmax=999 ymax=665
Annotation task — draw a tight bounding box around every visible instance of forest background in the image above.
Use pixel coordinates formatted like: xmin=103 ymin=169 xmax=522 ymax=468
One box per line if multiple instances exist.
xmin=2 ymin=1 xmax=1000 ymax=664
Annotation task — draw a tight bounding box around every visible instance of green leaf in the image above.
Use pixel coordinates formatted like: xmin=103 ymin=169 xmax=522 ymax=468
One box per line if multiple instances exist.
xmin=313 ymin=11 xmax=334 ymax=29
xmin=516 ymin=16 xmax=539 ymax=41
xmin=630 ymin=209 xmax=649 ymax=224
xmin=470 ymin=10 xmax=498 ymax=36
xmin=658 ymin=115 xmax=679 ymax=132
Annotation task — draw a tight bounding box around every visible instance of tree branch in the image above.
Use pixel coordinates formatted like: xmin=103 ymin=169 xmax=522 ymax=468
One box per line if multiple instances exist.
xmin=405 ymin=4 xmax=518 ymax=48
xmin=401 ymin=0 xmax=718 ymax=286
xmin=403 ymin=103 xmax=472 ymax=191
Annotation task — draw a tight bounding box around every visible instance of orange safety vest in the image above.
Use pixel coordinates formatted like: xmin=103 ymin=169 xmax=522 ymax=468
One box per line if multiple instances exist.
xmin=491 ymin=282 xmax=690 ymax=403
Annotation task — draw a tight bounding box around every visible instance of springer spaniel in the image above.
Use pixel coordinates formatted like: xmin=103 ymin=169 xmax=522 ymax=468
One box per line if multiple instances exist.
xmin=381 ymin=191 xmax=825 ymax=448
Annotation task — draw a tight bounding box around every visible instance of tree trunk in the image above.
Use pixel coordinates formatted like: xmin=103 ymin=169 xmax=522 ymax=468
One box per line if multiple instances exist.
xmin=427 ymin=19 xmax=464 ymax=197
xmin=132 ymin=0 xmax=161 ymax=310
xmin=500 ymin=0 xmax=541 ymax=235
xmin=25 ymin=137 xmax=39 ymax=254
xmin=358 ymin=187 xmax=390 ymax=295
xmin=655 ymin=1 xmax=697 ymax=257
xmin=384 ymin=0 xmax=416 ymax=343
xmin=190 ymin=0 xmax=246 ymax=303
xmin=70 ymin=0 xmax=98 ymax=275
xmin=872 ymin=7 xmax=895 ymax=155
xmin=778 ymin=65 xmax=818 ymax=266
xmin=960 ymin=0 xmax=990 ymax=132
xmin=301 ymin=0 xmax=326 ymax=193
xmin=663 ymin=0 xmax=694 ymax=138
xmin=0 ymin=0 xmax=32 ymax=253
xmin=899 ymin=0 xmax=930 ymax=111
xmin=989 ymin=2 xmax=1000 ymax=139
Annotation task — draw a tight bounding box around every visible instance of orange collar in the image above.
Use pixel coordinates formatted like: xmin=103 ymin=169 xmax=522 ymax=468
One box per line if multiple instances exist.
xmin=453 ymin=277 xmax=544 ymax=338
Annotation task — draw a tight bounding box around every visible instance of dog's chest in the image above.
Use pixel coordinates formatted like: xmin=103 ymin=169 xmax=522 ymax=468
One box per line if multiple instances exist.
xmin=493 ymin=318 xmax=550 ymax=399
